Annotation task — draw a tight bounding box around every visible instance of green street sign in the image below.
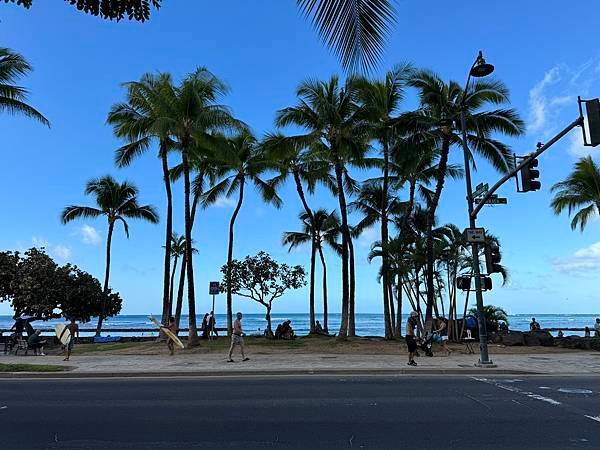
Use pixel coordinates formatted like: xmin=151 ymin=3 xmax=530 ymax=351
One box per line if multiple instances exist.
xmin=473 ymin=183 xmax=489 ymax=198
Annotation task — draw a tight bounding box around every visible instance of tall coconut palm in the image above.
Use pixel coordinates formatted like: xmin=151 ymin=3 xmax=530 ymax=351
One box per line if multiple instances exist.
xmin=203 ymin=131 xmax=282 ymax=335
xmin=165 ymin=233 xmax=186 ymax=318
xmin=61 ymin=175 xmax=158 ymax=335
xmin=283 ymin=209 xmax=340 ymax=333
xmin=264 ymin=133 xmax=333 ymax=332
xmin=157 ymin=67 xmax=240 ymax=346
xmin=107 ymin=72 xmax=176 ymax=332
xmin=0 ymin=47 xmax=49 ymax=125
xmin=349 ymin=182 xmax=404 ymax=338
xmin=551 ymin=156 xmax=600 ymax=231
xmin=276 ymin=76 xmax=370 ymax=338
xmin=355 ymin=64 xmax=411 ymax=339
xmin=407 ymin=70 xmax=525 ymax=327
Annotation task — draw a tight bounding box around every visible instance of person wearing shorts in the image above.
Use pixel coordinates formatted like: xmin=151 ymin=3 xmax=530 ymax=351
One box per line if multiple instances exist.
xmin=433 ymin=317 xmax=451 ymax=356
xmin=405 ymin=311 xmax=418 ymax=366
xmin=228 ymin=312 xmax=249 ymax=362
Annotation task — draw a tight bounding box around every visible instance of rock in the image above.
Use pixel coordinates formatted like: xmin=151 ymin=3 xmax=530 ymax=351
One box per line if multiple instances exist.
xmin=501 ymin=331 xmax=524 ymax=346
xmin=524 ymin=331 xmax=554 ymax=346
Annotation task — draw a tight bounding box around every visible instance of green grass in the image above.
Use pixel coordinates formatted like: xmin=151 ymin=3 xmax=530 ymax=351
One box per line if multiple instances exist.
xmin=0 ymin=363 xmax=67 ymax=373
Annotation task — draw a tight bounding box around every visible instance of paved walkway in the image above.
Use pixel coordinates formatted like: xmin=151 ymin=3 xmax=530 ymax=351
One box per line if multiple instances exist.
xmin=3 ymin=350 xmax=600 ymax=376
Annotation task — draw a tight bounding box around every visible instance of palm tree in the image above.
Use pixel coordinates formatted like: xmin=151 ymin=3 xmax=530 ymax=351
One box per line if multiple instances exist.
xmin=350 ymin=182 xmax=404 ymax=338
xmin=157 ymin=67 xmax=240 ymax=346
xmin=107 ymin=72 xmax=176 ymax=333
xmin=283 ymin=209 xmax=340 ymax=333
xmin=61 ymin=175 xmax=158 ymax=335
xmin=551 ymin=156 xmax=600 ymax=231
xmin=165 ymin=233 xmax=186 ymax=318
xmin=355 ymin=64 xmax=411 ymax=339
xmin=203 ymin=131 xmax=282 ymax=335
xmin=407 ymin=70 xmax=525 ymax=327
xmin=264 ymin=133 xmax=333 ymax=332
xmin=276 ymin=76 xmax=370 ymax=338
xmin=298 ymin=0 xmax=396 ymax=72
xmin=0 ymin=47 xmax=49 ymax=126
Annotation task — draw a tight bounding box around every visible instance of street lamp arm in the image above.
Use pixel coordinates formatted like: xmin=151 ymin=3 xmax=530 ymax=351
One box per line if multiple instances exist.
xmin=471 ymin=115 xmax=584 ymax=220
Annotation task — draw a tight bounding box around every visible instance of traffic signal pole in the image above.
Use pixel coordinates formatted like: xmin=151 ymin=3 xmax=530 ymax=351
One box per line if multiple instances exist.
xmin=460 ymin=109 xmax=492 ymax=365
xmin=471 ymin=115 xmax=584 ymax=220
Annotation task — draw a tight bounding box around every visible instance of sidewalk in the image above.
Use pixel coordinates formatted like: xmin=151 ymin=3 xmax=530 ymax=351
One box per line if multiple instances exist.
xmin=2 ymin=350 xmax=600 ymax=377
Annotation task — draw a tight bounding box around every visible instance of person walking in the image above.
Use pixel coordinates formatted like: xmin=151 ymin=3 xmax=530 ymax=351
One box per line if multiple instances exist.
xmin=59 ymin=319 xmax=79 ymax=361
xmin=406 ymin=311 xmax=419 ymax=366
xmin=227 ymin=312 xmax=249 ymax=363
xmin=166 ymin=316 xmax=178 ymax=355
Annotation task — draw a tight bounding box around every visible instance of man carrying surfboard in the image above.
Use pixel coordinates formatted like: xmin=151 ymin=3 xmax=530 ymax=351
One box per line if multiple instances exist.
xmin=166 ymin=316 xmax=178 ymax=355
xmin=58 ymin=319 xmax=79 ymax=361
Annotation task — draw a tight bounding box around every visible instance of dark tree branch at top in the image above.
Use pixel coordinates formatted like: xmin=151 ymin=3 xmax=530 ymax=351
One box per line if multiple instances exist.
xmin=4 ymin=0 xmax=162 ymax=21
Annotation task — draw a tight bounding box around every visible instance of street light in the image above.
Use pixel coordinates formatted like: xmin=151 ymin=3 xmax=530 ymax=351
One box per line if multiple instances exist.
xmin=460 ymin=51 xmax=495 ymax=366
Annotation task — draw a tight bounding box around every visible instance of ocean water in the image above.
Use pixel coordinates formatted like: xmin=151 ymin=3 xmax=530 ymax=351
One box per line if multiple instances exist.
xmin=1 ymin=313 xmax=598 ymax=337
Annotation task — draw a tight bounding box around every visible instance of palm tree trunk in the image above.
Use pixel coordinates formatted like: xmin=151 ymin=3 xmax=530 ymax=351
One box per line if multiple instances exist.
xmin=175 ymin=252 xmax=186 ymax=330
xmin=293 ymin=170 xmax=317 ymax=333
xmin=182 ymin=145 xmax=199 ymax=347
xmin=396 ymin=276 xmax=403 ymax=337
xmin=381 ymin=140 xmax=393 ymax=339
xmin=333 ymin=159 xmax=350 ymax=339
xmin=318 ymin=246 xmax=329 ymax=333
xmin=425 ymin=138 xmax=450 ymax=329
xmin=309 ymin=240 xmax=317 ymax=334
xmin=388 ymin=281 xmax=395 ymax=334
xmin=96 ymin=220 xmax=115 ymax=336
xmin=348 ymin=235 xmax=356 ymax=337
xmin=168 ymin=255 xmax=178 ymax=318
xmin=226 ymin=175 xmax=245 ymax=336
xmin=160 ymin=147 xmax=173 ymax=334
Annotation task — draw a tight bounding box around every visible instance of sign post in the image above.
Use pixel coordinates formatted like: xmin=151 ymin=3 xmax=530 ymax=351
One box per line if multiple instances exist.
xmin=209 ymin=281 xmax=220 ymax=312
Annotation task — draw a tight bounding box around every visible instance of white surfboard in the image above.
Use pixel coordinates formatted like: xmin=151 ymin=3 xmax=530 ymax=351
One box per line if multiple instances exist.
xmin=55 ymin=323 xmax=72 ymax=346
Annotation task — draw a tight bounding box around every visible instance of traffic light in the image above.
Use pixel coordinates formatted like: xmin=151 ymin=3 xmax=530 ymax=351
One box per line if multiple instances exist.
xmin=585 ymin=99 xmax=600 ymax=147
xmin=481 ymin=276 xmax=493 ymax=291
xmin=520 ymin=157 xmax=541 ymax=192
xmin=456 ymin=276 xmax=471 ymax=291
xmin=485 ymin=243 xmax=502 ymax=274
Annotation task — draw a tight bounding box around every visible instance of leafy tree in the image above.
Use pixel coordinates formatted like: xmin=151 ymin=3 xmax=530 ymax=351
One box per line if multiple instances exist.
xmin=60 ymin=265 xmax=122 ymax=323
xmin=220 ymin=252 xmax=306 ymax=334
xmin=0 ymin=248 xmax=122 ymax=322
xmin=5 ymin=0 xmax=161 ymax=21
xmin=407 ymin=70 xmax=524 ymax=327
xmin=61 ymin=175 xmax=158 ymax=335
xmin=551 ymin=155 xmax=600 ymax=231
xmin=0 ymin=47 xmax=49 ymax=126
xmin=203 ymin=131 xmax=281 ymax=335
xmin=468 ymin=304 xmax=509 ymax=328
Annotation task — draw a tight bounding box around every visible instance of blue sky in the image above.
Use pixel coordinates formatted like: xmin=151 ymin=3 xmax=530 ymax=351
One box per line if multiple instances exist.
xmin=1 ymin=0 xmax=599 ymax=317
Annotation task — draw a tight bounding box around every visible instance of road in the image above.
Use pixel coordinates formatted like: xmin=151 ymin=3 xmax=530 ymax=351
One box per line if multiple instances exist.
xmin=0 ymin=375 xmax=599 ymax=449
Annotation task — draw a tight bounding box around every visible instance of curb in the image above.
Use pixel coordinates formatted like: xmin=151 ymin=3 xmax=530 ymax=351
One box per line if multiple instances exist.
xmin=0 ymin=367 xmax=539 ymax=379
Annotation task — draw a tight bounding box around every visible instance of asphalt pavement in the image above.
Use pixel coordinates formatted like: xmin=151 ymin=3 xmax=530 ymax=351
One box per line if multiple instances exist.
xmin=0 ymin=375 xmax=599 ymax=449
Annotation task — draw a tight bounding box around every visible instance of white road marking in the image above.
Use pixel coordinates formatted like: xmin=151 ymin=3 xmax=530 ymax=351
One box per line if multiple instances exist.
xmin=584 ymin=415 xmax=600 ymax=423
xmin=472 ymin=377 xmax=561 ymax=405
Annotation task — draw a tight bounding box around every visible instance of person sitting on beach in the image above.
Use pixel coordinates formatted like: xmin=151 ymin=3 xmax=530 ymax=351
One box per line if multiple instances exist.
xmin=557 ymin=329 xmax=564 ymax=338
xmin=279 ymin=320 xmax=294 ymax=340
xmin=595 ymin=318 xmax=600 ymax=337
xmin=315 ymin=320 xmax=327 ymax=335
xmin=529 ymin=317 xmax=541 ymax=331
xmin=585 ymin=326 xmax=591 ymax=338
xmin=27 ymin=330 xmax=47 ymax=356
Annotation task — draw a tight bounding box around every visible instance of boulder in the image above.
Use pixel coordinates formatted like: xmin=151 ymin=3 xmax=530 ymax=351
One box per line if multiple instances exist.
xmin=501 ymin=331 xmax=524 ymax=346
xmin=524 ymin=331 xmax=554 ymax=347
